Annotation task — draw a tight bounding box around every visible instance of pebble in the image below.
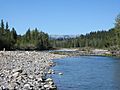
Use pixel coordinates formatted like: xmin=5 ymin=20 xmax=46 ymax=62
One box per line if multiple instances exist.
xmin=37 ymin=77 xmax=43 ymax=82
xmin=28 ymin=75 xmax=34 ymax=79
xmin=44 ymin=84 xmax=49 ymax=88
xmin=23 ymin=83 xmax=31 ymax=89
xmin=12 ymin=72 xmax=19 ymax=78
xmin=49 ymin=81 xmax=54 ymax=85
xmin=0 ymin=51 xmax=66 ymax=89
xmin=59 ymin=72 xmax=63 ymax=75
xmin=46 ymin=78 xmax=53 ymax=82
xmin=12 ymin=68 xmax=23 ymax=73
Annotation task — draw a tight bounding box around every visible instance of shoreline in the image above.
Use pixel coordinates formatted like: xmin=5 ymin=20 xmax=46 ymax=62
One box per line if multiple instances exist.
xmin=0 ymin=49 xmax=119 ymax=89
xmin=51 ymin=48 xmax=120 ymax=58
xmin=0 ymin=51 xmax=66 ymax=90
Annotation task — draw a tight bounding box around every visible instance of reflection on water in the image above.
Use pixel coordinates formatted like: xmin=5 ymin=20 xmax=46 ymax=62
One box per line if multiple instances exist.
xmin=51 ymin=56 xmax=120 ymax=90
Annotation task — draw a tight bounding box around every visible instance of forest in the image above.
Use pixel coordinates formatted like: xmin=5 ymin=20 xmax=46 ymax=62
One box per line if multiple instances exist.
xmin=51 ymin=14 xmax=120 ymax=50
xmin=0 ymin=14 xmax=120 ymax=51
xmin=0 ymin=20 xmax=51 ymax=50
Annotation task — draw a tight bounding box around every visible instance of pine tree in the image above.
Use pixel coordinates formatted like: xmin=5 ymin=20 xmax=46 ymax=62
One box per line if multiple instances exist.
xmin=25 ymin=28 xmax=31 ymax=41
xmin=0 ymin=19 xmax=4 ymax=33
xmin=115 ymin=14 xmax=120 ymax=29
xmin=5 ymin=22 xmax=9 ymax=31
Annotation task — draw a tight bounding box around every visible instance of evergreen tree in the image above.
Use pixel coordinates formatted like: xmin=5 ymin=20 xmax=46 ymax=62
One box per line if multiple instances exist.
xmin=115 ymin=14 xmax=120 ymax=29
xmin=0 ymin=19 xmax=4 ymax=33
xmin=25 ymin=28 xmax=31 ymax=41
xmin=11 ymin=28 xmax=17 ymax=40
xmin=5 ymin=22 xmax=9 ymax=31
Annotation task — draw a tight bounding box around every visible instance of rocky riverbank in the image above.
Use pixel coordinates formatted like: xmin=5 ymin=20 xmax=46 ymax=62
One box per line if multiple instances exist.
xmin=52 ymin=49 xmax=112 ymax=56
xmin=0 ymin=51 xmax=66 ymax=90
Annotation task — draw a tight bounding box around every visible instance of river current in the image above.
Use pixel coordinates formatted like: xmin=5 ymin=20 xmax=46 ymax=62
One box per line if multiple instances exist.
xmin=51 ymin=56 xmax=120 ymax=90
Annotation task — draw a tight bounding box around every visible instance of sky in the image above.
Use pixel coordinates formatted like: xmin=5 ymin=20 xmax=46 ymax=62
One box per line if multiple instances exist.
xmin=0 ymin=0 xmax=120 ymax=35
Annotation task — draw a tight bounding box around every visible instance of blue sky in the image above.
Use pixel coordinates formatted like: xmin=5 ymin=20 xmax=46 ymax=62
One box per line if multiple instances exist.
xmin=0 ymin=0 xmax=120 ymax=35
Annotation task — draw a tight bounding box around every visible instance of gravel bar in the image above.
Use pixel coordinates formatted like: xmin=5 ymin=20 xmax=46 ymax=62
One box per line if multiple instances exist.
xmin=0 ymin=51 xmax=66 ymax=90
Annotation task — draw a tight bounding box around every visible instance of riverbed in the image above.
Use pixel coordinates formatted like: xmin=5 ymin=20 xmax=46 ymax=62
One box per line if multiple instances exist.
xmin=0 ymin=51 xmax=66 ymax=90
xmin=52 ymin=56 xmax=120 ymax=90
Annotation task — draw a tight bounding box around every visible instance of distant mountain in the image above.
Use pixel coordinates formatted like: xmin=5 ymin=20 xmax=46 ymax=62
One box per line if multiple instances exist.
xmin=49 ymin=35 xmax=79 ymax=40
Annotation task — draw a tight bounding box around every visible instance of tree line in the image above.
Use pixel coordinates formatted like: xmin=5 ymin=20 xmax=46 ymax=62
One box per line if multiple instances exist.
xmin=0 ymin=20 xmax=51 ymax=50
xmin=0 ymin=14 xmax=120 ymax=50
xmin=50 ymin=14 xmax=120 ymax=50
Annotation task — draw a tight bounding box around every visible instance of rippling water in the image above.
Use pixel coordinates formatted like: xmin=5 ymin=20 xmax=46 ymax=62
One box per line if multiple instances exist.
xmin=51 ymin=56 xmax=120 ymax=90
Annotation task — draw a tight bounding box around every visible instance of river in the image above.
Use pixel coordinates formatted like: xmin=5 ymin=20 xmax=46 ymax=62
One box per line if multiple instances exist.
xmin=51 ymin=56 xmax=120 ymax=90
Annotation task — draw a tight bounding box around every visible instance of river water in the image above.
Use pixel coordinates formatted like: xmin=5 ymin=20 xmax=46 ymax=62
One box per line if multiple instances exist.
xmin=51 ymin=56 xmax=120 ymax=90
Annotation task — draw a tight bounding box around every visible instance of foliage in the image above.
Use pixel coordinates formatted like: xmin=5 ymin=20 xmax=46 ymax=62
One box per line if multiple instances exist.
xmin=0 ymin=13 xmax=120 ymax=50
xmin=51 ymin=14 xmax=120 ymax=50
xmin=0 ymin=20 xmax=50 ymax=50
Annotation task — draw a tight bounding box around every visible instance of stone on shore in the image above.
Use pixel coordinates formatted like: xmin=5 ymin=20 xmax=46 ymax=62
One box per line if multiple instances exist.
xmin=59 ymin=72 xmax=63 ymax=75
xmin=0 ymin=51 xmax=66 ymax=90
